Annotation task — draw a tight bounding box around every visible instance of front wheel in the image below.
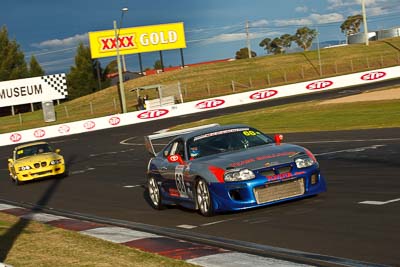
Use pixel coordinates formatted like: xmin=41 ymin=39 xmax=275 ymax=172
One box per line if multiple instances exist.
xmin=196 ymin=179 xmax=214 ymax=216
xmin=148 ymin=177 xmax=164 ymax=210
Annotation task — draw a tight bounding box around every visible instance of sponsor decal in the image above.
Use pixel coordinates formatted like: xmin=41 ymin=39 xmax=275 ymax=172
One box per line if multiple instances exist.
xmin=58 ymin=125 xmax=70 ymax=134
xmin=230 ymin=151 xmax=298 ymax=168
xmin=361 ymin=71 xmax=386 ymax=81
xmin=100 ymin=35 xmax=136 ymax=51
xmin=306 ymin=80 xmax=333 ymax=90
xmin=109 ymin=116 xmax=121 ymax=126
xmin=250 ymin=90 xmax=278 ymax=100
xmin=34 ymin=129 xmax=46 ymax=138
xmin=194 ymin=128 xmax=249 ymax=141
xmin=195 ymin=99 xmax=225 ymax=109
xmin=84 ymin=120 xmax=96 ymax=130
xmin=169 ymin=155 xmax=179 ymax=161
xmin=137 ymin=109 xmax=169 ymax=119
xmin=10 ymin=133 xmax=22 ymax=143
xmin=267 ymin=172 xmax=293 ymax=182
xmin=168 ymin=188 xmax=180 ymax=197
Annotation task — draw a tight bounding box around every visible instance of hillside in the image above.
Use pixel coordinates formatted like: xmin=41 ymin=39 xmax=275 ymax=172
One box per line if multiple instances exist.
xmin=1 ymin=37 xmax=400 ymax=133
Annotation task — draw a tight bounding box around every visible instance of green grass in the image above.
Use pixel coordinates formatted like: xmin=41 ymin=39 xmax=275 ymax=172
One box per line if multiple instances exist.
xmin=171 ymin=97 xmax=400 ymax=133
xmin=0 ymin=212 xmax=195 ymax=267
xmin=1 ymin=37 xmax=400 ymax=134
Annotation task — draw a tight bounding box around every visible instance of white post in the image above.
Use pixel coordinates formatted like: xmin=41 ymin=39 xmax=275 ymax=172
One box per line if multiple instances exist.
xmin=362 ymin=0 xmax=369 ymax=46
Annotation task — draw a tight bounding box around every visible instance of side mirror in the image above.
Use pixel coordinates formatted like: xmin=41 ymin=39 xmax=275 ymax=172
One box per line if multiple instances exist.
xmin=55 ymin=149 xmax=61 ymax=154
xmin=167 ymin=154 xmax=185 ymax=165
xmin=274 ymin=134 xmax=283 ymax=145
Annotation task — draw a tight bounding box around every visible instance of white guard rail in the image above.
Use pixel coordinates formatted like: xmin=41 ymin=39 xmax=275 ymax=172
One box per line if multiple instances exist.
xmin=1 ymin=66 xmax=399 ymax=147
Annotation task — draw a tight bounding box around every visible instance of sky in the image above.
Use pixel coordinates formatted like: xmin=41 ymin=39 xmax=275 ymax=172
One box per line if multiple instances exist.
xmin=1 ymin=0 xmax=399 ymax=74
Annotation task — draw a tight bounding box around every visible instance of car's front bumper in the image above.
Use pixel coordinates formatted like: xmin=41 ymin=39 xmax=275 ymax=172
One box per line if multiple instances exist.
xmin=16 ymin=164 xmax=66 ymax=181
xmin=208 ymin=168 xmax=326 ymax=212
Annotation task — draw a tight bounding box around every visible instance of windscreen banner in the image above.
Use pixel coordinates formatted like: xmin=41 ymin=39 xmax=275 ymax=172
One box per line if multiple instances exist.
xmin=0 ymin=74 xmax=68 ymax=107
xmin=89 ymin=22 xmax=186 ymax=59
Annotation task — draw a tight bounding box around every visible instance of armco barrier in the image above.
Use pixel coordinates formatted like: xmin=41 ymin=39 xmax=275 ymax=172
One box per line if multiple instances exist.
xmin=1 ymin=66 xmax=399 ymax=147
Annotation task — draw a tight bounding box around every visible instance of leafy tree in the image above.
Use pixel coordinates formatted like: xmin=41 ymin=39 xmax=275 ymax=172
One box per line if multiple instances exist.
xmin=259 ymin=34 xmax=293 ymax=55
xmin=340 ymin=14 xmax=363 ymax=36
xmin=0 ymin=26 xmax=28 ymax=81
xmin=67 ymin=42 xmax=105 ymax=99
xmin=293 ymin=27 xmax=317 ymax=51
xmin=154 ymin=60 xmax=163 ymax=70
xmin=259 ymin=37 xmax=272 ymax=53
xmin=235 ymin=48 xmax=257 ymax=59
xmin=29 ymin=55 xmax=45 ymax=77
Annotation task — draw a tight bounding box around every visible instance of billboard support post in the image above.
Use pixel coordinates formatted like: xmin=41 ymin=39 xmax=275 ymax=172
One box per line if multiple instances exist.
xmin=114 ymin=19 xmax=127 ymax=113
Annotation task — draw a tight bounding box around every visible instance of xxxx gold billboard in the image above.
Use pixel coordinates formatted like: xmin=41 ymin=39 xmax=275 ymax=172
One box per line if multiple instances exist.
xmin=89 ymin=22 xmax=186 ymax=59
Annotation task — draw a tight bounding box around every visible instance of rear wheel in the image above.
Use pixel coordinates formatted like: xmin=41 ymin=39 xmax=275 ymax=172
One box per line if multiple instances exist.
xmin=148 ymin=177 xmax=164 ymax=210
xmin=196 ymin=179 xmax=214 ymax=216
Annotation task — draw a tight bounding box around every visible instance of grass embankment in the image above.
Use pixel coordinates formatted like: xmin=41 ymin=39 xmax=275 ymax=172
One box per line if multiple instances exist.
xmin=0 ymin=213 xmax=195 ymax=267
xmin=1 ymin=37 xmax=400 ymax=133
xmin=172 ymin=98 xmax=400 ymax=133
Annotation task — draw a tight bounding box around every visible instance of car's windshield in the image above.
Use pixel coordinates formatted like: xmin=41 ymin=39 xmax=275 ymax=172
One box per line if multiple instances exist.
xmin=15 ymin=144 xmax=52 ymax=160
xmin=187 ymin=127 xmax=273 ymax=159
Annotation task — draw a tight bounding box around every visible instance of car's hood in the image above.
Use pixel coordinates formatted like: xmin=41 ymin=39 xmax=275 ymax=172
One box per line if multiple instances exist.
xmin=195 ymin=143 xmax=306 ymax=170
xmin=14 ymin=153 xmax=62 ymax=165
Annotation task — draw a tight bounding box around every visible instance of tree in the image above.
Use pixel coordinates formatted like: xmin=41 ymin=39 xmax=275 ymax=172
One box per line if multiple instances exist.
xmin=259 ymin=34 xmax=293 ymax=55
xmin=153 ymin=60 xmax=163 ymax=70
xmin=67 ymin=42 xmax=102 ymax=99
xmin=293 ymin=27 xmax=317 ymax=51
xmin=0 ymin=26 xmax=28 ymax=81
xmin=340 ymin=14 xmax=363 ymax=36
xmin=235 ymin=48 xmax=257 ymax=59
xmin=29 ymin=55 xmax=45 ymax=77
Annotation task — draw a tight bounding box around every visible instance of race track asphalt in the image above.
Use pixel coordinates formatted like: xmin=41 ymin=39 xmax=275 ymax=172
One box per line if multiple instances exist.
xmin=0 ymin=80 xmax=399 ymax=266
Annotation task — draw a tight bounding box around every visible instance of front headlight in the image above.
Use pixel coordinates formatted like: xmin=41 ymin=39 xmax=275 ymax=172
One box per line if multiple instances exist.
xmin=224 ymin=168 xmax=255 ymax=182
xmin=50 ymin=159 xmax=62 ymax=165
xmin=295 ymin=157 xmax=315 ymax=168
xmin=18 ymin=165 xmax=31 ymax=171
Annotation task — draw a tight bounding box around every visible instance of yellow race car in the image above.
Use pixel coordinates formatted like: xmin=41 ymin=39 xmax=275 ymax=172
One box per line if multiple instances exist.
xmin=8 ymin=141 xmax=66 ymax=185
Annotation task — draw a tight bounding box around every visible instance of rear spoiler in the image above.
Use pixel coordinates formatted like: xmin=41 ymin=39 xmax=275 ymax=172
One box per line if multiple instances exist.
xmin=144 ymin=123 xmax=220 ymax=156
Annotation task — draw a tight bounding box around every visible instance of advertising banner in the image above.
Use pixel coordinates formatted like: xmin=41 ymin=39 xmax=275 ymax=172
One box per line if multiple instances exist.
xmin=89 ymin=22 xmax=186 ymax=59
xmin=0 ymin=74 xmax=68 ymax=107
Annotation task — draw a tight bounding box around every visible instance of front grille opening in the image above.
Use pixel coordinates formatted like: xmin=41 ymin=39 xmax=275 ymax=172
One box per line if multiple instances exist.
xmin=229 ymin=189 xmax=243 ymax=201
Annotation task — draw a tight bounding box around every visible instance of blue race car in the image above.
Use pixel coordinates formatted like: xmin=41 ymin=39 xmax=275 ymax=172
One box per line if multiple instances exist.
xmin=145 ymin=124 xmax=326 ymax=216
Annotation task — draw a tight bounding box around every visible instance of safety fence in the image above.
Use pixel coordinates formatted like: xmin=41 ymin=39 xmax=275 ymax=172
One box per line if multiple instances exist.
xmin=1 ymin=65 xmax=399 ymax=147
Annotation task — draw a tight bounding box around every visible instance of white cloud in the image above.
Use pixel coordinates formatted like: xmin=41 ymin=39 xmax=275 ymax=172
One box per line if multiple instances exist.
xmin=274 ymin=12 xmax=344 ymax=26
xmin=202 ymin=32 xmax=270 ymax=45
xmin=250 ymin=19 xmax=269 ymax=27
xmin=295 ymin=6 xmax=309 ymax=13
xmin=309 ymin=13 xmax=344 ymax=23
xmin=32 ymin=33 xmax=88 ymax=48
xmin=274 ymin=18 xmax=313 ymax=26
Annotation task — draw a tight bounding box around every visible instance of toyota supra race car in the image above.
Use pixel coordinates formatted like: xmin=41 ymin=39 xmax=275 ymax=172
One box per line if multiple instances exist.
xmin=145 ymin=124 xmax=326 ymax=216
xmin=8 ymin=141 xmax=66 ymax=185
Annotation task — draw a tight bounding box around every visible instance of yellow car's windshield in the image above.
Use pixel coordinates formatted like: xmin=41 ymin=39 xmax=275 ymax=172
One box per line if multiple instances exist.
xmin=15 ymin=144 xmax=52 ymax=160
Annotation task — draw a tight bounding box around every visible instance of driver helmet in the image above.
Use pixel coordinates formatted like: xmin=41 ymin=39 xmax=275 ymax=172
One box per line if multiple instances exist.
xmin=189 ymin=145 xmax=200 ymax=158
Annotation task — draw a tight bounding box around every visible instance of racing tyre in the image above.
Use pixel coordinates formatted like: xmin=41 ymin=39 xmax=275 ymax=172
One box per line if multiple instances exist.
xmin=13 ymin=176 xmax=21 ymax=186
xmin=196 ymin=178 xmax=214 ymax=216
xmin=148 ymin=177 xmax=164 ymax=210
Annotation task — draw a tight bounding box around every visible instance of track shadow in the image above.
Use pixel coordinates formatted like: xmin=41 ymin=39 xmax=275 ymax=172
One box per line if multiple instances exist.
xmin=0 ymin=164 xmax=66 ymax=261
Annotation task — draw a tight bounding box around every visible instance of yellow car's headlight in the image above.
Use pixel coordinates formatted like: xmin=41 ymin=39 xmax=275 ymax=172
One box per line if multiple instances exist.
xmin=50 ymin=159 xmax=62 ymax=165
xmin=18 ymin=165 xmax=32 ymax=171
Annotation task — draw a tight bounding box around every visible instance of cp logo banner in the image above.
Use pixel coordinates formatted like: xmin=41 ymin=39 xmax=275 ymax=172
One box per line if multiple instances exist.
xmin=89 ymin=22 xmax=186 ymax=58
